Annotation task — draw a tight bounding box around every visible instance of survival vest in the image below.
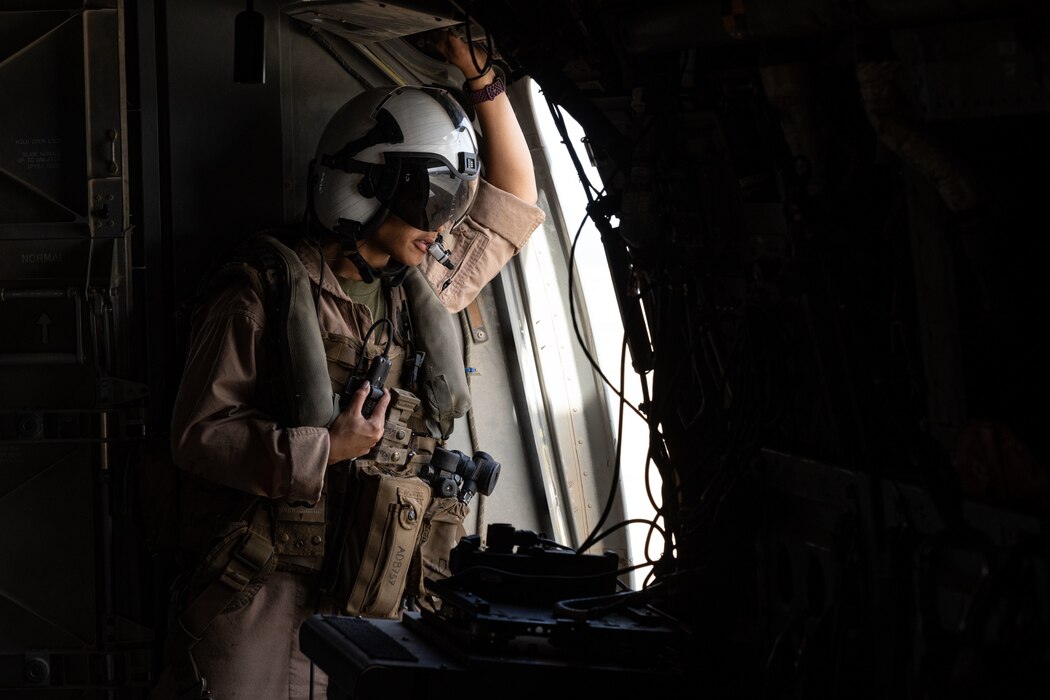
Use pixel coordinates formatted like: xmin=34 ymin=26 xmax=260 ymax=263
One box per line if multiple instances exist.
xmin=153 ymin=230 xmax=475 ymax=698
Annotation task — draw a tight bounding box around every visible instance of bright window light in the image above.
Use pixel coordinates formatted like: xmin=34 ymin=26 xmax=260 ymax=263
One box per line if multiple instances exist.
xmin=529 ymin=81 xmax=662 ymax=591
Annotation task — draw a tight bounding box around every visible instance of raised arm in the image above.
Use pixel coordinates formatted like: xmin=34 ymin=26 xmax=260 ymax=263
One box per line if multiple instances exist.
xmin=438 ymin=31 xmax=538 ymax=205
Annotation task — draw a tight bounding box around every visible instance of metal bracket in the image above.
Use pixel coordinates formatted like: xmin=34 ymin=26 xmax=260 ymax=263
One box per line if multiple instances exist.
xmin=465 ymin=299 xmax=488 ymax=343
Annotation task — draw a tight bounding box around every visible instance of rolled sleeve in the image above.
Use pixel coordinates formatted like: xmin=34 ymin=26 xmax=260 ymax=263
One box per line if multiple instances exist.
xmin=465 ymin=180 xmax=546 ymax=251
xmin=285 ymin=426 xmax=330 ymax=503
xmin=421 ymin=179 xmax=545 ymax=313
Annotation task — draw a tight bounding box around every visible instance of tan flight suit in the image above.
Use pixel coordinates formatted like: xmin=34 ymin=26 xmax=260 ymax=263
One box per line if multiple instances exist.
xmin=150 ymin=181 xmax=543 ymax=700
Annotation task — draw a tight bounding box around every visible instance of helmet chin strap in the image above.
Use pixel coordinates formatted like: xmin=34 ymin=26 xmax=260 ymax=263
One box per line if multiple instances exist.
xmin=332 ymin=208 xmax=409 ymax=287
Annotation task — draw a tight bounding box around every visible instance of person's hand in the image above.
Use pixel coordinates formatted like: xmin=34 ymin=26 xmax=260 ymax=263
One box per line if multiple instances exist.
xmin=436 ymin=29 xmax=492 ymax=83
xmin=326 ymin=382 xmax=391 ymax=464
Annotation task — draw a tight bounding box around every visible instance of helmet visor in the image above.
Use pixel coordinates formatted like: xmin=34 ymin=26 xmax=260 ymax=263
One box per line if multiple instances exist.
xmin=387 ymin=157 xmax=479 ymax=232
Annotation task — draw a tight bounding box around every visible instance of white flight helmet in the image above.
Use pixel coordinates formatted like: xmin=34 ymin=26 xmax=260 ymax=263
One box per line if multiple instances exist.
xmin=310 ymin=85 xmax=481 ymax=241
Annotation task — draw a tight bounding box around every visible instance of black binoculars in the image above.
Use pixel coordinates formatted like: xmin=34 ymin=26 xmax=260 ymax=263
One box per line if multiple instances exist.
xmin=419 ymin=446 xmax=500 ymax=503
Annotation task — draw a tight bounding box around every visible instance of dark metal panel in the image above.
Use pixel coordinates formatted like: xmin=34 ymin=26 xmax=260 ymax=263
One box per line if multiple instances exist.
xmin=0 ymin=2 xmax=149 ymax=695
xmin=280 ymin=0 xmax=462 ymax=43
xmin=86 ymin=9 xmax=128 ymax=184
xmin=0 ymin=12 xmax=88 ymax=227
xmin=123 ymin=0 xmax=176 ymax=436
xmin=163 ymin=0 xmax=285 ymax=304
xmin=0 ymin=443 xmax=97 ymax=649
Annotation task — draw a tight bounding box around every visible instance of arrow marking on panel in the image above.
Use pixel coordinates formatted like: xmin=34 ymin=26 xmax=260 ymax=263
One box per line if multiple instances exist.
xmin=36 ymin=313 xmax=52 ymax=344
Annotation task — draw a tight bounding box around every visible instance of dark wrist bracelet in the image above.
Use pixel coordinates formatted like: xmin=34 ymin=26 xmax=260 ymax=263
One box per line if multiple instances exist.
xmin=465 ymin=75 xmax=506 ymax=105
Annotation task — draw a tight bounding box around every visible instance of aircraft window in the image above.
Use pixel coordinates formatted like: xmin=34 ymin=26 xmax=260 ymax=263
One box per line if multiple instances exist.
xmin=528 ymin=81 xmax=661 ymax=591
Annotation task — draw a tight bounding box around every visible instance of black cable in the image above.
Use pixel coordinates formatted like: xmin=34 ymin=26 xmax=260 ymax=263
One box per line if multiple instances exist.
xmin=588 ymin=517 xmax=667 ymax=564
xmin=642 ymin=565 xmax=657 ymax=589
xmin=552 ymin=568 xmax=698 ymax=626
xmin=678 ymin=317 xmax=709 ymax=430
xmin=537 ymin=537 xmax=577 ymax=552
xmin=552 ymin=581 xmax=668 ymax=622
xmin=313 ymin=237 xmax=326 ymax=322
xmin=545 ymin=97 xmax=603 ymax=200
xmin=453 ymin=563 xmax=619 ymax=586
xmin=461 ymin=2 xmax=494 ymax=79
xmin=292 ymin=19 xmax=374 ymax=89
xmin=542 ymin=82 xmax=679 ymax=586
xmin=353 ymin=318 xmax=394 ymax=377
xmin=577 ymin=334 xmax=630 ymax=555
xmin=542 ymin=93 xmax=661 ymax=432
xmin=565 ymin=213 xmax=648 ymax=424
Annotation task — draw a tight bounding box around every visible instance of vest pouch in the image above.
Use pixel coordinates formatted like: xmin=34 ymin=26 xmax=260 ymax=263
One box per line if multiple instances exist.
xmin=323 ymin=331 xmax=406 ymax=412
xmin=409 ymin=496 xmax=469 ymax=612
xmin=402 ymin=267 xmax=471 ymax=439
xmin=271 ymin=496 xmax=326 ymax=575
xmin=185 ymin=514 xmax=276 ymax=615
xmin=335 ymin=464 xmax=432 ymax=618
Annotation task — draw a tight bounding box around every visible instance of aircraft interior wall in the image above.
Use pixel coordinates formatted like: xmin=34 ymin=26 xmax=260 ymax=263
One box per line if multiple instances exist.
xmin=1 ymin=0 xmax=1049 ymax=698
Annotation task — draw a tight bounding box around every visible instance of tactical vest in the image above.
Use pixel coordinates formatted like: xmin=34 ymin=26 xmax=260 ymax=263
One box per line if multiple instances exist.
xmin=173 ymin=232 xmax=473 ymax=646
